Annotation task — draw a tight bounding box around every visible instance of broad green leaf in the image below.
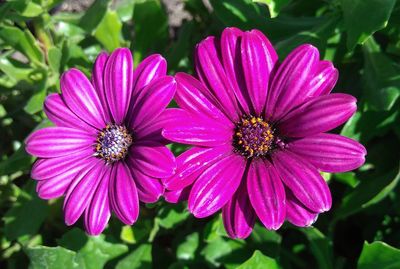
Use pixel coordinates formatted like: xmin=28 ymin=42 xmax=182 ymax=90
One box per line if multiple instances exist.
xmin=203 ymin=215 xmax=227 ymax=242
xmin=157 ymin=204 xmax=189 ymax=229
xmin=48 ymin=47 xmax=62 ymax=74
xmin=24 ymin=84 xmax=47 ymax=115
xmin=13 ymin=1 xmax=43 ymax=17
xmin=341 ymin=110 xmax=398 ymax=143
xmin=201 ymin=237 xmax=236 ymax=267
xmin=341 ymin=0 xmax=396 ymax=50
xmin=94 ymin=10 xmax=122 ymax=52
xmin=358 ymin=241 xmax=400 ymax=269
xmin=0 ymin=26 xmax=44 ymax=64
xmin=250 ymin=223 xmax=281 ymax=257
xmin=132 ymin=0 xmax=168 ymax=62
xmin=0 ymin=56 xmax=34 ymax=86
xmin=79 ymin=0 xmax=110 ymax=33
xmin=334 ymin=172 xmax=359 ymax=188
xmin=3 ymin=182 xmax=49 ymax=242
xmin=362 ymin=37 xmax=400 ymax=111
xmin=115 ymin=244 xmax=152 ymax=269
xmin=302 ymin=228 xmax=333 ymax=269
xmin=120 ymin=225 xmax=136 ymax=244
xmin=116 ymin=0 xmax=135 ymax=22
xmin=0 ymin=146 xmax=33 ymax=176
xmin=25 ymin=246 xmax=80 ymax=269
xmin=177 ymin=232 xmax=199 ymax=261
xmin=237 ymin=250 xmax=281 ymax=269
xmin=253 ymin=0 xmax=291 ymax=18
xmin=275 ymin=15 xmax=339 ymax=58
xmin=336 ymin=167 xmax=400 ymax=220
xmin=58 ymin=228 xmax=128 ymax=269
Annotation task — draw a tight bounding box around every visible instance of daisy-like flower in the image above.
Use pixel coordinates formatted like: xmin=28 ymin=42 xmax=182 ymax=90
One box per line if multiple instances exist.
xmin=162 ymin=28 xmax=366 ymax=238
xmin=25 ymin=48 xmax=177 ymax=235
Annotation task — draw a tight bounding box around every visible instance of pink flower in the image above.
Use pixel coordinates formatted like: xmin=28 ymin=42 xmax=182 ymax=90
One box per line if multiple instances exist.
xmin=26 ymin=48 xmax=177 ymax=235
xmin=162 ymin=28 xmax=366 ymax=239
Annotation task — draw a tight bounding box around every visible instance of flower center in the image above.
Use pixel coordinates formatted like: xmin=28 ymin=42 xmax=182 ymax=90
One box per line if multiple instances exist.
xmin=233 ymin=115 xmax=274 ymax=158
xmin=95 ymin=124 xmax=133 ymax=164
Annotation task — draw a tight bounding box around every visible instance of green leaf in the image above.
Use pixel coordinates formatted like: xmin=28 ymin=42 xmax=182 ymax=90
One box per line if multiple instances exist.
xmin=115 ymin=244 xmax=152 ymax=269
xmin=25 ymin=246 xmax=80 ymax=269
xmin=3 ymin=182 xmax=49 ymax=242
xmin=79 ymin=0 xmax=110 ymax=33
xmin=201 ymin=237 xmax=234 ymax=267
xmin=132 ymin=0 xmax=168 ymax=62
xmin=341 ymin=0 xmax=396 ymax=50
xmin=253 ymin=0 xmax=291 ymax=18
xmin=116 ymin=0 xmax=135 ymax=22
xmin=12 ymin=1 xmax=43 ymax=17
xmin=0 ymin=146 xmax=33 ymax=176
xmin=48 ymin=47 xmax=62 ymax=74
xmin=58 ymin=228 xmax=128 ymax=269
xmin=177 ymin=232 xmax=199 ymax=261
xmin=237 ymin=250 xmax=281 ymax=269
xmin=362 ymin=37 xmax=400 ymax=111
xmin=0 ymin=56 xmax=34 ymax=85
xmin=302 ymin=228 xmax=333 ymax=269
xmin=24 ymin=83 xmax=47 ymax=115
xmin=336 ymin=167 xmax=400 ymax=220
xmin=93 ymin=10 xmax=122 ymax=52
xmin=157 ymin=204 xmax=189 ymax=229
xmin=275 ymin=15 xmax=339 ymax=58
xmin=358 ymin=241 xmax=400 ymax=269
xmin=0 ymin=26 xmax=44 ymax=64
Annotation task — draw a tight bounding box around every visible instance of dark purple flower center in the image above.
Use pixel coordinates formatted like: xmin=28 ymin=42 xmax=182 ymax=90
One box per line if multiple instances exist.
xmin=233 ymin=115 xmax=274 ymax=158
xmin=95 ymin=124 xmax=133 ymax=164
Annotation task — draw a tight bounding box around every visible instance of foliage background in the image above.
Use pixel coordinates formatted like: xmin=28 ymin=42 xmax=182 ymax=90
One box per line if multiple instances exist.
xmin=1 ymin=0 xmax=400 ymax=268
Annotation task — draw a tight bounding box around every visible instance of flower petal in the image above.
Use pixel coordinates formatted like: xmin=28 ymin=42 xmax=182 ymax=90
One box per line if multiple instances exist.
xmin=247 ymin=159 xmax=286 ymax=230
xmin=220 ymin=27 xmax=251 ymax=114
xmin=188 ymin=153 xmax=246 ymax=218
xmin=128 ymin=166 xmax=164 ymax=203
xmin=132 ymin=54 xmax=167 ymax=96
xmin=44 ymin=94 xmax=96 ymax=134
xmin=35 ymin=158 xmax=97 ymax=199
xmin=278 ymin=93 xmax=357 ymax=137
xmin=175 ymin=72 xmax=231 ymax=124
xmin=129 ymin=76 xmax=176 ymax=130
xmin=135 ymin=108 xmax=180 ymax=142
xmin=63 ymin=160 xmax=104 ymax=225
xmin=266 ymin=44 xmax=319 ymax=120
xmin=31 ymin=147 xmax=93 ymax=180
xmin=109 ymin=162 xmax=139 ymax=225
xmin=272 ymin=150 xmax=331 ymax=213
xmin=289 ymin=133 xmax=366 ymax=173
xmin=162 ymin=109 xmax=233 ymax=147
xmin=305 ymin=60 xmax=338 ymax=98
xmin=195 ymin=36 xmax=240 ymax=121
xmin=84 ymin=166 xmax=111 ymax=235
xmin=164 ymin=144 xmax=232 ymax=191
xmin=91 ymin=51 xmax=112 ymax=123
xmin=164 ymin=185 xmax=191 ymax=203
xmin=104 ymin=48 xmax=134 ymax=124
xmin=222 ymin=179 xmax=256 ymax=239
xmin=25 ymin=127 xmax=95 ymax=158
xmin=241 ymin=30 xmax=277 ymax=115
xmin=286 ymin=190 xmax=318 ymax=227
xmin=61 ymin=68 xmax=106 ymax=128
xmin=127 ymin=141 xmax=176 ymax=179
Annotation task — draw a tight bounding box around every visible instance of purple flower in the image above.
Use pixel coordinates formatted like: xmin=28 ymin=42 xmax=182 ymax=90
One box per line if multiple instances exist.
xmin=26 ymin=48 xmax=177 ymax=235
xmin=162 ymin=28 xmax=366 ymax=239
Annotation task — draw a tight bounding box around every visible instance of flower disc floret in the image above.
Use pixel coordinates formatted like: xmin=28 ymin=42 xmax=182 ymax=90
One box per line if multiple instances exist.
xmin=234 ymin=115 xmax=274 ymax=158
xmin=95 ymin=124 xmax=133 ymax=163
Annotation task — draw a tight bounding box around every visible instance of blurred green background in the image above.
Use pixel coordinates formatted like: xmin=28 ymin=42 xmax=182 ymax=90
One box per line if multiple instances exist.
xmin=1 ymin=0 xmax=400 ymax=268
